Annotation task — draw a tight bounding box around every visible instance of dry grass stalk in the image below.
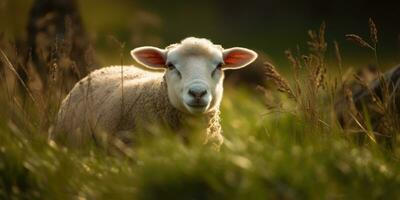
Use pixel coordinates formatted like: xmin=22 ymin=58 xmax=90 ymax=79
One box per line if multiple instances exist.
xmin=0 ymin=48 xmax=38 ymax=106
xmin=275 ymin=22 xmax=330 ymax=132
xmin=108 ymin=36 xmax=127 ymax=124
xmin=307 ymin=22 xmax=327 ymax=55
xmin=344 ymin=84 xmax=363 ymax=123
xmin=345 ymin=34 xmax=375 ymax=50
xmin=306 ymin=22 xmax=327 ymax=91
xmin=369 ymin=18 xmax=378 ymax=45
xmin=305 ymin=56 xmax=326 ymax=91
xmin=319 ymin=22 xmax=326 ymax=47
xmin=264 ymin=62 xmax=296 ymax=99
xmin=353 ymin=74 xmax=385 ymax=114
xmin=349 ymin=113 xmax=377 ymax=143
xmin=367 ymin=18 xmax=380 ymax=67
xmin=333 ymin=41 xmax=343 ymax=78
xmin=314 ymin=65 xmax=326 ymax=89
xmin=285 ymin=50 xmax=302 ymax=95
xmin=285 ymin=50 xmax=300 ymax=70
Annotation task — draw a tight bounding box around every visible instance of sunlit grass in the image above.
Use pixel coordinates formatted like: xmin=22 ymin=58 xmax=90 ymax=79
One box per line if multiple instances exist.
xmin=1 ymin=87 xmax=400 ymax=199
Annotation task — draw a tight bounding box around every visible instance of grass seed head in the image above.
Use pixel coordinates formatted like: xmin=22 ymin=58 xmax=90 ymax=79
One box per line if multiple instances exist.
xmin=369 ymin=18 xmax=378 ymax=45
xmin=264 ymin=62 xmax=295 ymax=99
xmin=345 ymin=34 xmax=375 ymax=50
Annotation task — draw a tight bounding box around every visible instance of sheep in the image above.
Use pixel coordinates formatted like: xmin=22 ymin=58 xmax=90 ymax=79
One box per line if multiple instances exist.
xmin=52 ymin=37 xmax=258 ymax=148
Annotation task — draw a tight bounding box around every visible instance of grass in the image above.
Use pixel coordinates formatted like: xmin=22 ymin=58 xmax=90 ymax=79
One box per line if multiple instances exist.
xmin=1 ymin=88 xmax=400 ymax=199
xmin=1 ymin=20 xmax=400 ymax=199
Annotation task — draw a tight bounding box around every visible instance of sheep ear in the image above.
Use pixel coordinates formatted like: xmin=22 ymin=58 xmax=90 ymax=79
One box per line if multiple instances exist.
xmin=131 ymin=47 xmax=167 ymax=69
xmin=222 ymin=47 xmax=257 ymax=70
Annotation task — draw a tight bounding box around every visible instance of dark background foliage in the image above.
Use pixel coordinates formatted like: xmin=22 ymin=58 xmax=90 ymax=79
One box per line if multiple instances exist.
xmin=1 ymin=0 xmax=400 ymax=67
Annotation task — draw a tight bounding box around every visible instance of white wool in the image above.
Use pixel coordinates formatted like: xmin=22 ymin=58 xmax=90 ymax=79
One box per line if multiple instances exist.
xmin=53 ymin=37 xmax=257 ymax=149
xmin=166 ymin=37 xmax=223 ymax=57
xmin=52 ymin=66 xmax=223 ymax=147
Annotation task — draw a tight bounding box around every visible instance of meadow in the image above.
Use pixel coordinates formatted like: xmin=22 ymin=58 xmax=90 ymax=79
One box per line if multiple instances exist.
xmin=1 ymin=10 xmax=400 ymax=200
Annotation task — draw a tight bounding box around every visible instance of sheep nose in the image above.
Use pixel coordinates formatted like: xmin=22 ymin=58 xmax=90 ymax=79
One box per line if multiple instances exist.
xmin=188 ymin=88 xmax=207 ymax=99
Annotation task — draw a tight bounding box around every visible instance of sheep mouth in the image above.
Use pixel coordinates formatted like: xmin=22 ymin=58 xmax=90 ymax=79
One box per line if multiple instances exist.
xmin=185 ymin=100 xmax=209 ymax=110
xmin=186 ymin=103 xmax=208 ymax=108
xmin=184 ymin=99 xmax=210 ymax=113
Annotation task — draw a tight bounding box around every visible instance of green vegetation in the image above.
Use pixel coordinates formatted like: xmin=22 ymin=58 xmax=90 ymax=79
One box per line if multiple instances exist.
xmin=0 ymin=2 xmax=399 ymax=197
xmin=1 ymin=85 xmax=400 ymax=199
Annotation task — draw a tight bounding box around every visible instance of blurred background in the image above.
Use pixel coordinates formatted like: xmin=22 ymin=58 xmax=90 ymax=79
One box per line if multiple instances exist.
xmin=2 ymin=2 xmax=400 ymax=199
xmin=1 ymin=0 xmax=400 ymax=71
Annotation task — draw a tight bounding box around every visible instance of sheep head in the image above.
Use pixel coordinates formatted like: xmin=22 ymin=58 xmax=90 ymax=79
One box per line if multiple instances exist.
xmin=131 ymin=37 xmax=257 ymax=115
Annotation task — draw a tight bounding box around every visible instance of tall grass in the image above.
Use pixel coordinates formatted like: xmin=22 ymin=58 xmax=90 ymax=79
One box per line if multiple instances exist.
xmin=1 ymin=20 xmax=400 ymax=199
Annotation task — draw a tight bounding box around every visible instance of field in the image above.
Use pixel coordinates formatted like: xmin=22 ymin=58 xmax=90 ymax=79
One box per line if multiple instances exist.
xmin=1 ymin=87 xmax=400 ymax=199
xmin=1 ymin=1 xmax=400 ymax=199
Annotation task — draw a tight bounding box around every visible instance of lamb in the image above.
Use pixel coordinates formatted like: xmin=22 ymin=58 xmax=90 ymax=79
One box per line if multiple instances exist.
xmin=52 ymin=37 xmax=257 ymax=148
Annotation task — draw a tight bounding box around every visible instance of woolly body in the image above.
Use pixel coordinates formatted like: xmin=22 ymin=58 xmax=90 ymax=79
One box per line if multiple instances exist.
xmin=54 ymin=66 xmax=222 ymax=146
xmin=54 ymin=37 xmax=258 ymax=148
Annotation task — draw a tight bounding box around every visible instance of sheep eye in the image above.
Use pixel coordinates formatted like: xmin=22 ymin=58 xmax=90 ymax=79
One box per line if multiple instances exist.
xmin=167 ymin=63 xmax=182 ymax=78
xmin=217 ymin=62 xmax=223 ymax=69
xmin=167 ymin=63 xmax=175 ymax=70
xmin=212 ymin=62 xmax=223 ymax=77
